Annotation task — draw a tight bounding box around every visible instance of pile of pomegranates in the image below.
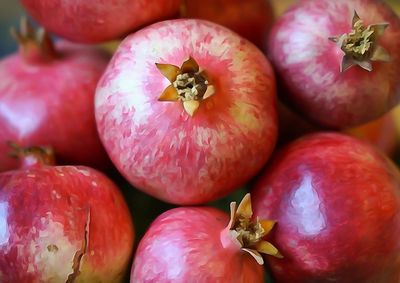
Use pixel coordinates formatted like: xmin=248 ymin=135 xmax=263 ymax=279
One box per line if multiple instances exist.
xmin=0 ymin=0 xmax=399 ymax=282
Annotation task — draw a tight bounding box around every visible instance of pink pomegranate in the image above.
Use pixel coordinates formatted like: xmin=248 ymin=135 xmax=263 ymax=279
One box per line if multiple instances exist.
xmin=0 ymin=20 xmax=110 ymax=172
xmin=131 ymin=194 xmax=281 ymax=282
xmin=0 ymin=145 xmax=134 ymax=282
xmin=252 ymin=133 xmax=400 ymax=283
xmin=267 ymin=0 xmax=400 ymax=128
xmin=95 ymin=19 xmax=278 ymax=205
xmin=180 ymin=0 xmax=275 ymax=49
xmin=20 ymin=0 xmax=181 ymax=43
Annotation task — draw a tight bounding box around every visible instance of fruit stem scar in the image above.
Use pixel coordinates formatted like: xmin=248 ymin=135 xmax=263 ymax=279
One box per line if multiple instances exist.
xmin=329 ymin=11 xmax=390 ymax=72
xmin=226 ymin=193 xmax=283 ymax=265
xmin=156 ymin=56 xmax=215 ymax=116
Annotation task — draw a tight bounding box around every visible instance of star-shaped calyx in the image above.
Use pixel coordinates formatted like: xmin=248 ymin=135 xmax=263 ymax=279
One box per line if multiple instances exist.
xmin=156 ymin=56 xmax=215 ymax=116
xmin=329 ymin=11 xmax=390 ymax=72
xmin=227 ymin=194 xmax=283 ymax=265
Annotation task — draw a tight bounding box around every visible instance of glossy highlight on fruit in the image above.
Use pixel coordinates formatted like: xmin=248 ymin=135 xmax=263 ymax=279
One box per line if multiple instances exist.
xmin=20 ymin=0 xmax=181 ymax=43
xmin=0 ymin=20 xmax=110 ymax=172
xmin=131 ymin=194 xmax=281 ymax=282
xmin=268 ymin=0 xmax=400 ymax=128
xmin=95 ymin=19 xmax=277 ymax=205
xmin=252 ymin=133 xmax=400 ymax=283
xmin=0 ymin=146 xmax=134 ymax=282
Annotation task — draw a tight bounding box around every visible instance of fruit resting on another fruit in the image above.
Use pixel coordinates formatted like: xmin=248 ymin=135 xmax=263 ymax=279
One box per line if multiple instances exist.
xmin=0 ymin=20 xmax=110 ymax=172
xmin=131 ymin=194 xmax=281 ymax=282
xmin=0 ymin=145 xmax=134 ymax=282
xmin=252 ymin=133 xmax=400 ymax=283
xmin=95 ymin=19 xmax=278 ymax=205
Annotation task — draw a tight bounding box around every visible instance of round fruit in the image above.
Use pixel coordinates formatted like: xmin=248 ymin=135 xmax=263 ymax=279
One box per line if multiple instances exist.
xmin=95 ymin=19 xmax=277 ymax=205
xmin=268 ymin=0 xmax=400 ymax=128
xmin=180 ymin=0 xmax=274 ymax=49
xmin=131 ymin=194 xmax=281 ymax=282
xmin=252 ymin=133 xmax=400 ymax=283
xmin=0 ymin=145 xmax=134 ymax=282
xmin=0 ymin=20 xmax=110 ymax=172
xmin=20 ymin=0 xmax=181 ymax=43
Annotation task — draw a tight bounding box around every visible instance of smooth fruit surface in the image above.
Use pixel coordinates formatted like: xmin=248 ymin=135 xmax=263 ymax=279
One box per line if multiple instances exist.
xmin=252 ymin=133 xmax=400 ymax=283
xmin=95 ymin=19 xmax=277 ymax=205
xmin=20 ymin=0 xmax=181 ymax=43
xmin=181 ymin=0 xmax=274 ymax=49
xmin=0 ymin=42 xmax=110 ymax=172
xmin=0 ymin=164 xmax=134 ymax=282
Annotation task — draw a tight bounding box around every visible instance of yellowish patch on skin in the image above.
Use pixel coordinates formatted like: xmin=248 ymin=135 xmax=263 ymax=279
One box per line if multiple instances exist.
xmin=28 ymin=218 xmax=79 ymax=282
xmin=230 ymin=102 xmax=261 ymax=131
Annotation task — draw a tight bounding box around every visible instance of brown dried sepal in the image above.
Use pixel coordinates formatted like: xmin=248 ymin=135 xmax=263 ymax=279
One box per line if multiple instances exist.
xmin=228 ymin=194 xmax=283 ymax=265
xmin=329 ymin=11 xmax=390 ymax=72
xmin=8 ymin=141 xmax=56 ymax=167
xmin=156 ymin=56 xmax=215 ymax=116
xmin=10 ymin=18 xmax=58 ymax=63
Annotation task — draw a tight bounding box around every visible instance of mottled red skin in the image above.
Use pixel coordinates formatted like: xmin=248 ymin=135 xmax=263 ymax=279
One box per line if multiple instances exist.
xmin=0 ymin=163 xmax=134 ymax=282
xmin=268 ymin=0 xmax=400 ymax=128
xmin=131 ymin=207 xmax=264 ymax=282
xmin=0 ymin=42 xmax=110 ymax=172
xmin=181 ymin=0 xmax=274 ymax=49
xmin=252 ymin=133 xmax=400 ymax=283
xmin=20 ymin=0 xmax=181 ymax=43
xmin=95 ymin=19 xmax=277 ymax=205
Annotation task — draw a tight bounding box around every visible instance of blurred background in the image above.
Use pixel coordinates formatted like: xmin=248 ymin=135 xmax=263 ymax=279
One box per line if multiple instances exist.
xmin=1 ymin=0 xmax=399 ymax=56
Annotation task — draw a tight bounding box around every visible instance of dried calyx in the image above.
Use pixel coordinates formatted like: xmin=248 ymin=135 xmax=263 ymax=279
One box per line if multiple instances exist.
xmin=227 ymin=194 xmax=283 ymax=265
xmin=156 ymin=56 xmax=215 ymax=116
xmin=10 ymin=18 xmax=58 ymax=63
xmin=329 ymin=11 xmax=390 ymax=72
xmin=8 ymin=142 xmax=56 ymax=168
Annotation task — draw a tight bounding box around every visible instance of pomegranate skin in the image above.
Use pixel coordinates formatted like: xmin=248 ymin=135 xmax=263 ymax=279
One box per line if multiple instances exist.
xmin=20 ymin=0 xmax=181 ymax=43
xmin=0 ymin=165 xmax=134 ymax=282
xmin=95 ymin=19 xmax=277 ymax=205
xmin=181 ymin=0 xmax=274 ymax=49
xmin=0 ymin=42 xmax=110 ymax=172
xmin=131 ymin=207 xmax=264 ymax=283
xmin=267 ymin=0 xmax=400 ymax=128
xmin=252 ymin=133 xmax=400 ymax=283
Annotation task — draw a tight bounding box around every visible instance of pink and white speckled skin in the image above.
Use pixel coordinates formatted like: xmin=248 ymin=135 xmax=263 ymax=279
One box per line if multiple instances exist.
xmin=131 ymin=207 xmax=264 ymax=282
xmin=95 ymin=19 xmax=277 ymax=205
xmin=252 ymin=133 xmax=400 ymax=283
xmin=0 ymin=42 xmax=110 ymax=172
xmin=21 ymin=0 xmax=181 ymax=43
xmin=268 ymin=0 xmax=400 ymax=128
xmin=0 ymin=165 xmax=134 ymax=282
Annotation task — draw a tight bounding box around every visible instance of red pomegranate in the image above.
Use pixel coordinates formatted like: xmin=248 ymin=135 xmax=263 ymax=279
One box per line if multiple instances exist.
xmin=252 ymin=133 xmax=400 ymax=283
xmin=20 ymin=0 xmax=181 ymax=43
xmin=95 ymin=19 xmax=278 ymax=205
xmin=131 ymin=194 xmax=282 ymax=282
xmin=267 ymin=0 xmax=400 ymax=128
xmin=0 ymin=20 xmax=110 ymax=172
xmin=0 ymin=145 xmax=134 ymax=282
xmin=180 ymin=0 xmax=274 ymax=49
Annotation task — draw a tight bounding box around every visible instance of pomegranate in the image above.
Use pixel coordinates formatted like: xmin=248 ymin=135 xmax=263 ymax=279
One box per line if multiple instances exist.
xmin=131 ymin=194 xmax=281 ymax=282
xmin=0 ymin=144 xmax=134 ymax=282
xmin=252 ymin=133 xmax=400 ymax=283
xmin=0 ymin=20 xmax=110 ymax=172
xmin=180 ymin=0 xmax=275 ymax=49
xmin=95 ymin=19 xmax=278 ymax=205
xmin=267 ymin=0 xmax=400 ymax=128
xmin=20 ymin=0 xmax=181 ymax=43
xmin=345 ymin=109 xmax=397 ymax=156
